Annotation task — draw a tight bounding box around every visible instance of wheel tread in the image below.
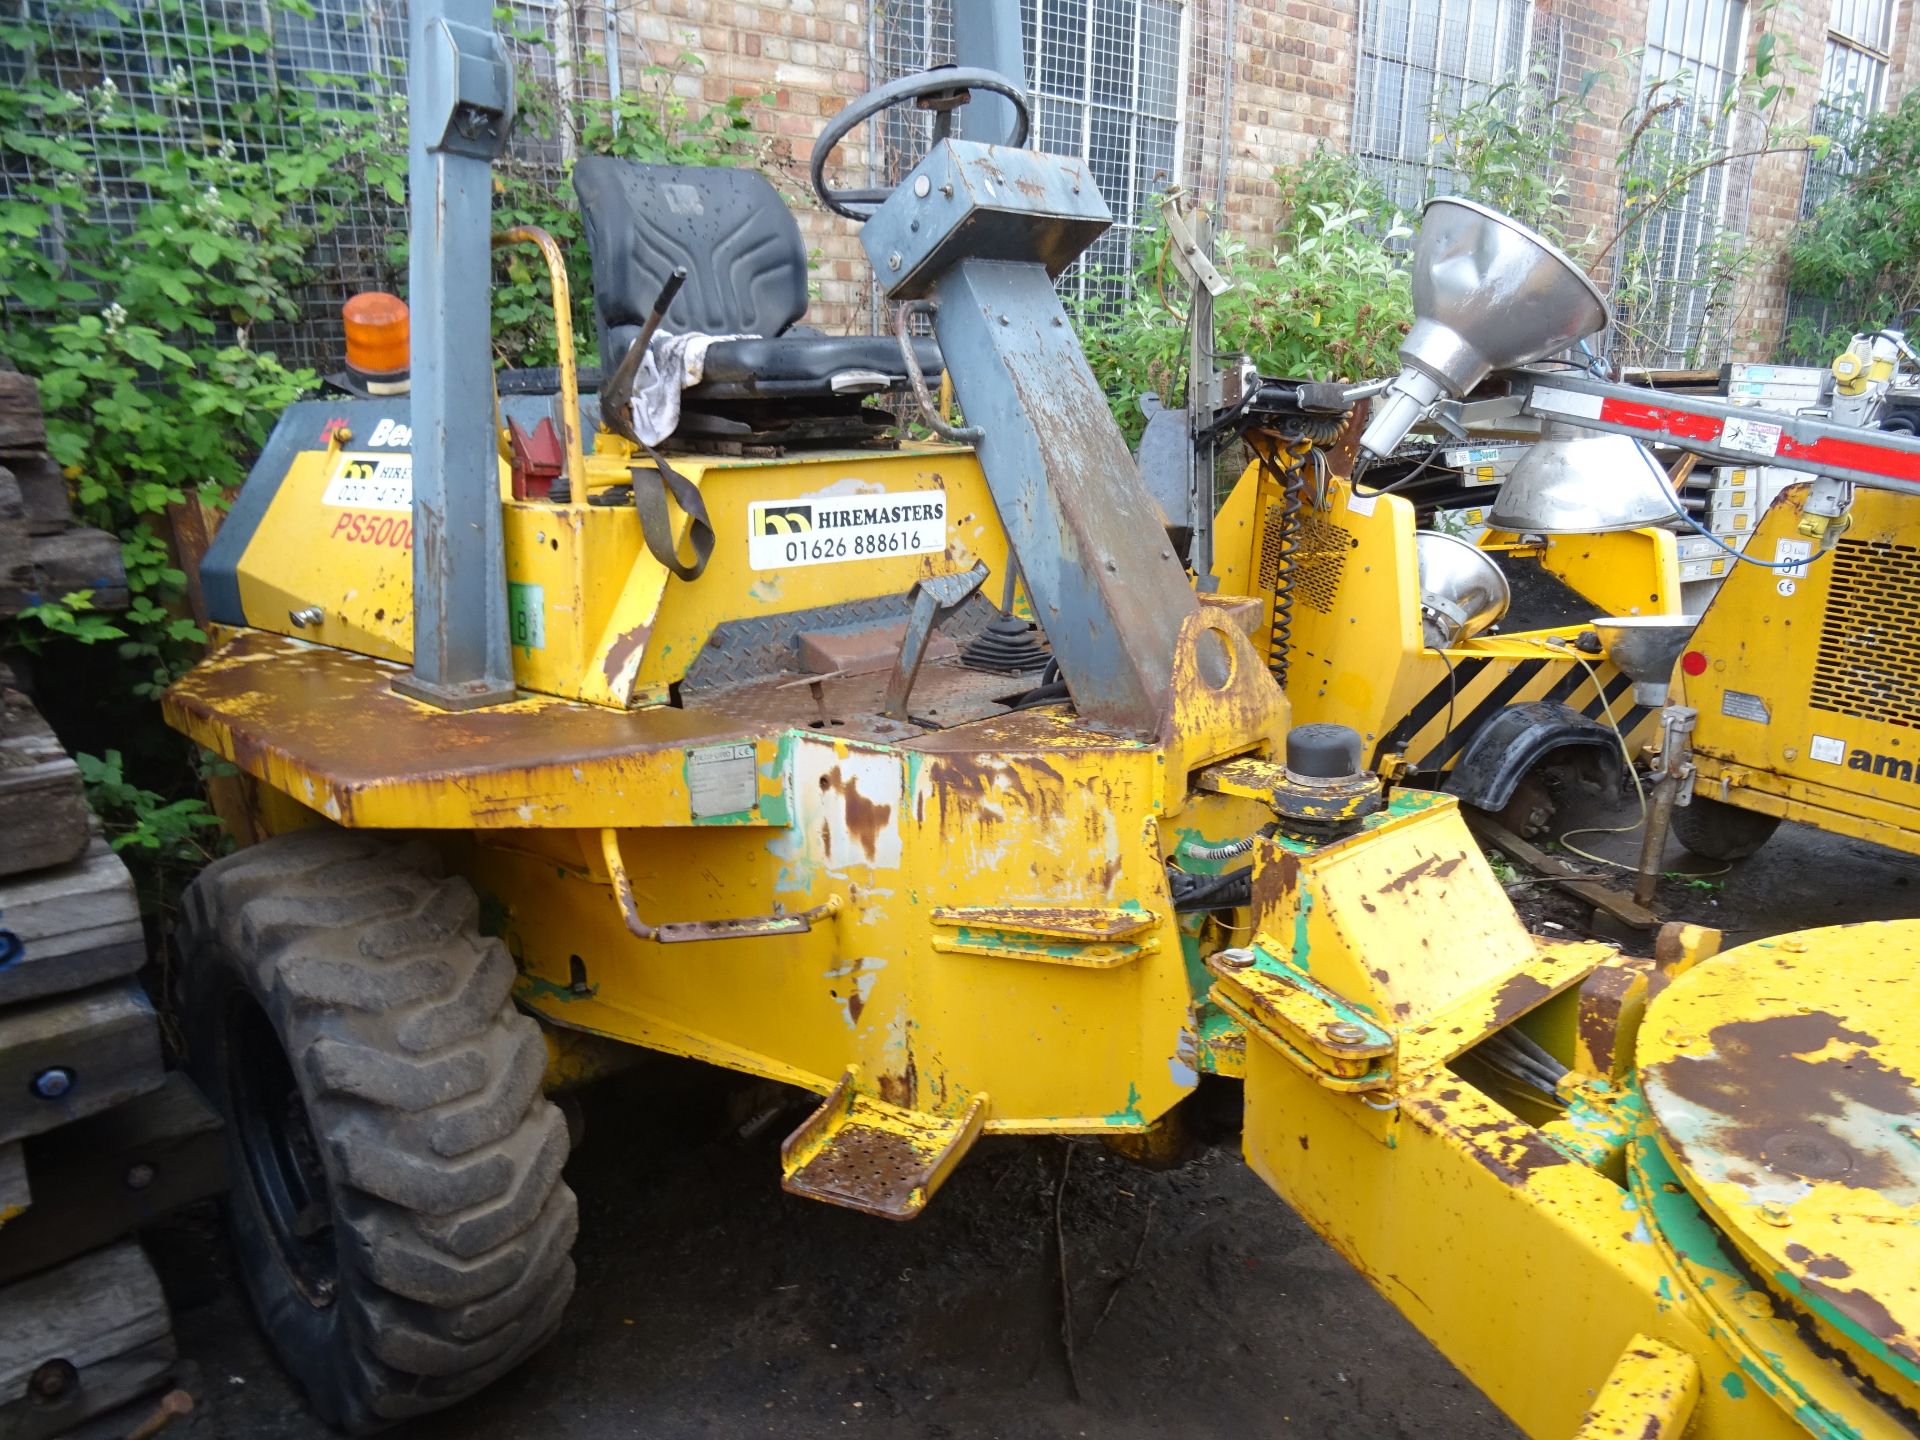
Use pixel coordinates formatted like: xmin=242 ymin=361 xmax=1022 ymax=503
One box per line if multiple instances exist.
xmin=177 ymin=829 xmax=576 ymax=1433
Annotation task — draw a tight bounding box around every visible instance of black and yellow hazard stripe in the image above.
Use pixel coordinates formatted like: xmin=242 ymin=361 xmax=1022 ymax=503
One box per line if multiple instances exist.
xmin=1374 ymin=656 xmax=1655 ymax=778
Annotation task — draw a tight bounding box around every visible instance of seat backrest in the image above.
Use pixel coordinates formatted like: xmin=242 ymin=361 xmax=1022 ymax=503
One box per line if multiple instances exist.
xmin=573 ymin=157 xmax=809 ymax=369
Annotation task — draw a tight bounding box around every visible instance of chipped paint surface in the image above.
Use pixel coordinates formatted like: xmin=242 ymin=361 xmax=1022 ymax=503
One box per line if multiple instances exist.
xmin=1570 ymin=1334 xmax=1699 ymax=1440
xmin=1641 ymin=922 xmax=1920 ymax=1409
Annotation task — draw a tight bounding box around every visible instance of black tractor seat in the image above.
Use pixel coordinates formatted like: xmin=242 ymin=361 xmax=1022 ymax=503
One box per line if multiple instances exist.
xmin=573 ymin=157 xmax=942 ymax=443
xmin=696 ymin=333 xmax=940 ymax=399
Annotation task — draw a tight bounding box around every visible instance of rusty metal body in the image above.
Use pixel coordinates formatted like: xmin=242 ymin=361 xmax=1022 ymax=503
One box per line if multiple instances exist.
xmin=171 ymin=594 xmax=1287 ymax=1165
xmin=163 ymin=85 xmax=1920 ymax=1437
xmin=1217 ymin=818 xmax=1920 ymax=1439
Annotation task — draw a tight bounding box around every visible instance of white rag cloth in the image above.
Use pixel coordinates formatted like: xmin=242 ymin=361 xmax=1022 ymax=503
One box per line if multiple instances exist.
xmin=626 ymin=329 xmax=753 ymax=446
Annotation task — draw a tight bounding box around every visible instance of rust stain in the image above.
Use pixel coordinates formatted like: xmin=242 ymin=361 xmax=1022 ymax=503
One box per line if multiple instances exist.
xmin=1579 ymin=966 xmax=1642 ymax=1073
xmin=1655 ymin=1011 xmax=1917 ymax=1192
xmin=847 ymin=989 xmax=865 ymax=1024
xmin=921 ymin=751 xmax=1066 ymax=812
xmin=1784 ymin=1242 xmax=1854 ymax=1280
xmin=878 ymin=1039 xmax=918 ymax=1110
xmin=840 ymin=773 xmax=892 ymax=863
xmin=1488 ymin=974 xmax=1554 ymax=1033
xmin=1407 ymin=1094 xmax=1569 ymax=1188
xmin=1251 ymin=847 xmax=1302 ymax=924
xmin=601 ymin=623 xmax=651 ymax=684
xmin=1379 ymin=853 xmax=1463 ymax=896
xmin=1799 ymin=1272 xmax=1918 ymax=1366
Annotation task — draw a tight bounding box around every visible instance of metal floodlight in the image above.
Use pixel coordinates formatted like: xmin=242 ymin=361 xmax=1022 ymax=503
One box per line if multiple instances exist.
xmin=1359 ymin=198 xmax=1610 ymax=463
xmin=1487 ymin=421 xmax=1681 ymax=534
xmin=1416 ymin=531 xmax=1512 ymax=648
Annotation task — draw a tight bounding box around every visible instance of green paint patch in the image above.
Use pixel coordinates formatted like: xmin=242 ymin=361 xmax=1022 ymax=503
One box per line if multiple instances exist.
xmin=1721 ymin=1370 xmax=1747 ymax=1400
xmin=1105 ymin=1082 xmax=1144 ymax=1127
xmin=517 ymin=972 xmax=592 ymax=1004
xmin=1178 ymin=914 xmax=1212 ymax=998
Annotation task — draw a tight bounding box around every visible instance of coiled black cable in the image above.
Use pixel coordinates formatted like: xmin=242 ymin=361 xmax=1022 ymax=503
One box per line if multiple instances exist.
xmin=1250 ymin=437 xmax=1310 ymax=687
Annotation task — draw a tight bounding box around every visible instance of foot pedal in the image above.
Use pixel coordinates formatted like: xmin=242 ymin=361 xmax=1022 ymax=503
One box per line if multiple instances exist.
xmin=780 ymin=1067 xmax=987 ymax=1220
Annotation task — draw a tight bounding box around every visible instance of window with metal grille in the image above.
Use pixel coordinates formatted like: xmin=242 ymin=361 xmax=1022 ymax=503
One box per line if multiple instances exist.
xmin=1027 ymin=0 xmax=1186 ymax=301
xmin=1614 ymin=0 xmax=1750 ymax=366
xmin=873 ymin=1 xmax=1225 ymax=311
xmin=1349 ymin=0 xmax=1534 ymax=215
xmin=0 ymin=0 xmax=569 ymax=370
xmin=1800 ymin=0 xmax=1895 ymax=215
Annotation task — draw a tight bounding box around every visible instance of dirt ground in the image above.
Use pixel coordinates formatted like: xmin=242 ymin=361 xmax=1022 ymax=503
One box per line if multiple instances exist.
xmin=149 ymin=800 xmax=1920 ymax=1440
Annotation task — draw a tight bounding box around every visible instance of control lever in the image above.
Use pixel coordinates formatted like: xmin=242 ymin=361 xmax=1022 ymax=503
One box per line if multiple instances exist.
xmin=600 ymin=266 xmax=689 ymax=443
xmin=883 ymin=562 xmax=990 ymax=721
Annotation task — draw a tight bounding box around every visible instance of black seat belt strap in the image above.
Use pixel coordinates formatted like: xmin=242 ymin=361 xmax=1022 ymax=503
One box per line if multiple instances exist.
xmin=631 ymin=441 xmax=714 ymax=581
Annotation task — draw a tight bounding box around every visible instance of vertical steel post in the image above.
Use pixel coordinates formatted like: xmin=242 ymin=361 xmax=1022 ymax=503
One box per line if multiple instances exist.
xmin=393 ymin=0 xmax=519 ymax=711
xmin=951 ymin=0 xmax=1025 ymax=145
xmin=1187 ymin=208 xmax=1216 ymax=584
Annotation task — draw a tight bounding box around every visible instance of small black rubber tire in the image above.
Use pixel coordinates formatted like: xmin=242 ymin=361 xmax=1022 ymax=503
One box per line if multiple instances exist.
xmin=177 ymin=828 xmax=576 ymax=1433
xmin=1670 ymin=795 xmax=1782 ymax=862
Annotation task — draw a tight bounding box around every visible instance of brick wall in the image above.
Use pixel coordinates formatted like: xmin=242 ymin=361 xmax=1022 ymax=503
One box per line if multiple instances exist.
xmin=625 ymin=0 xmax=1913 ymax=360
xmin=1220 ymin=0 xmax=1356 ymax=247
xmin=1726 ymin=0 xmax=1837 ymax=359
xmin=621 ymin=0 xmax=874 ymax=331
xmin=1530 ymin=0 xmax=1635 ymax=282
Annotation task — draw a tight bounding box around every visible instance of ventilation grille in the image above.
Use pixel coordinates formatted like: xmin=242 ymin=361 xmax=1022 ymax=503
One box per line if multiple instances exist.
xmin=1255 ymin=502 xmax=1290 ymax=591
xmin=1292 ymin=512 xmax=1352 ymax=614
xmin=1811 ymin=538 xmax=1920 ymax=729
xmin=1256 ymin=505 xmax=1352 ymax=614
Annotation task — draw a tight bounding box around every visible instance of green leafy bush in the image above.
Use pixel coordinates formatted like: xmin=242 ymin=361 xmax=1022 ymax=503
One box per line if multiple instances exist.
xmin=1075 ymin=150 xmax=1413 ymax=445
xmin=1433 ymin=64 xmax=1594 ymax=248
xmin=1783 ymin=89 xmax=1920 ymax=360
xmin=0 ymin=2 xmax=403 ymax=698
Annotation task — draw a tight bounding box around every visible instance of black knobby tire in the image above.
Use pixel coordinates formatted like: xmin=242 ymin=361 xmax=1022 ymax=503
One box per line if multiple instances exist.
xmin=1670 ymin=794 xmax=1782 ymax=862
xmin=177 ymin=828 xmax=577 ymax=1432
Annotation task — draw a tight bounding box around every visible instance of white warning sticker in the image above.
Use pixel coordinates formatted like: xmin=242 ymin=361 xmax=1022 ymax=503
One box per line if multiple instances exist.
xmin=1775 ymin=538 xmax=1813 ymax=578
xmin=746 ymin=489 xmax=946 ymax=571
xmin=1810 ymin=734 xmax=1847 ymax=765
xmin=322 ymin=453 xmax=412 ymax=511
xmin=1720 ymin=415 xmax=1783 ymax=458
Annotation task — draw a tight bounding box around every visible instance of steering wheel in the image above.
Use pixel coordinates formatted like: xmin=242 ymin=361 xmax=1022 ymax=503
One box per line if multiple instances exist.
xmin=810 ymin=66 xmax=1032 ymax=221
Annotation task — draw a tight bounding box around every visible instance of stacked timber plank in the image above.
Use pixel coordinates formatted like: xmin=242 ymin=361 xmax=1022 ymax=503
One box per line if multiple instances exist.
xmin=0 ymin=370 xmax=125 ymax=613
xmin=0 ymin=373 xmax=225 ymax=1437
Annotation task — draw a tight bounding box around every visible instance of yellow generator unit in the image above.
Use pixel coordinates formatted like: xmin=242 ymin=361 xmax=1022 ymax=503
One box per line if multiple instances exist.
xmin=157 ymin=11 xmax=1920 ymax=1436
xmin=1677 ymin=481 xmax=1920 ymax=859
